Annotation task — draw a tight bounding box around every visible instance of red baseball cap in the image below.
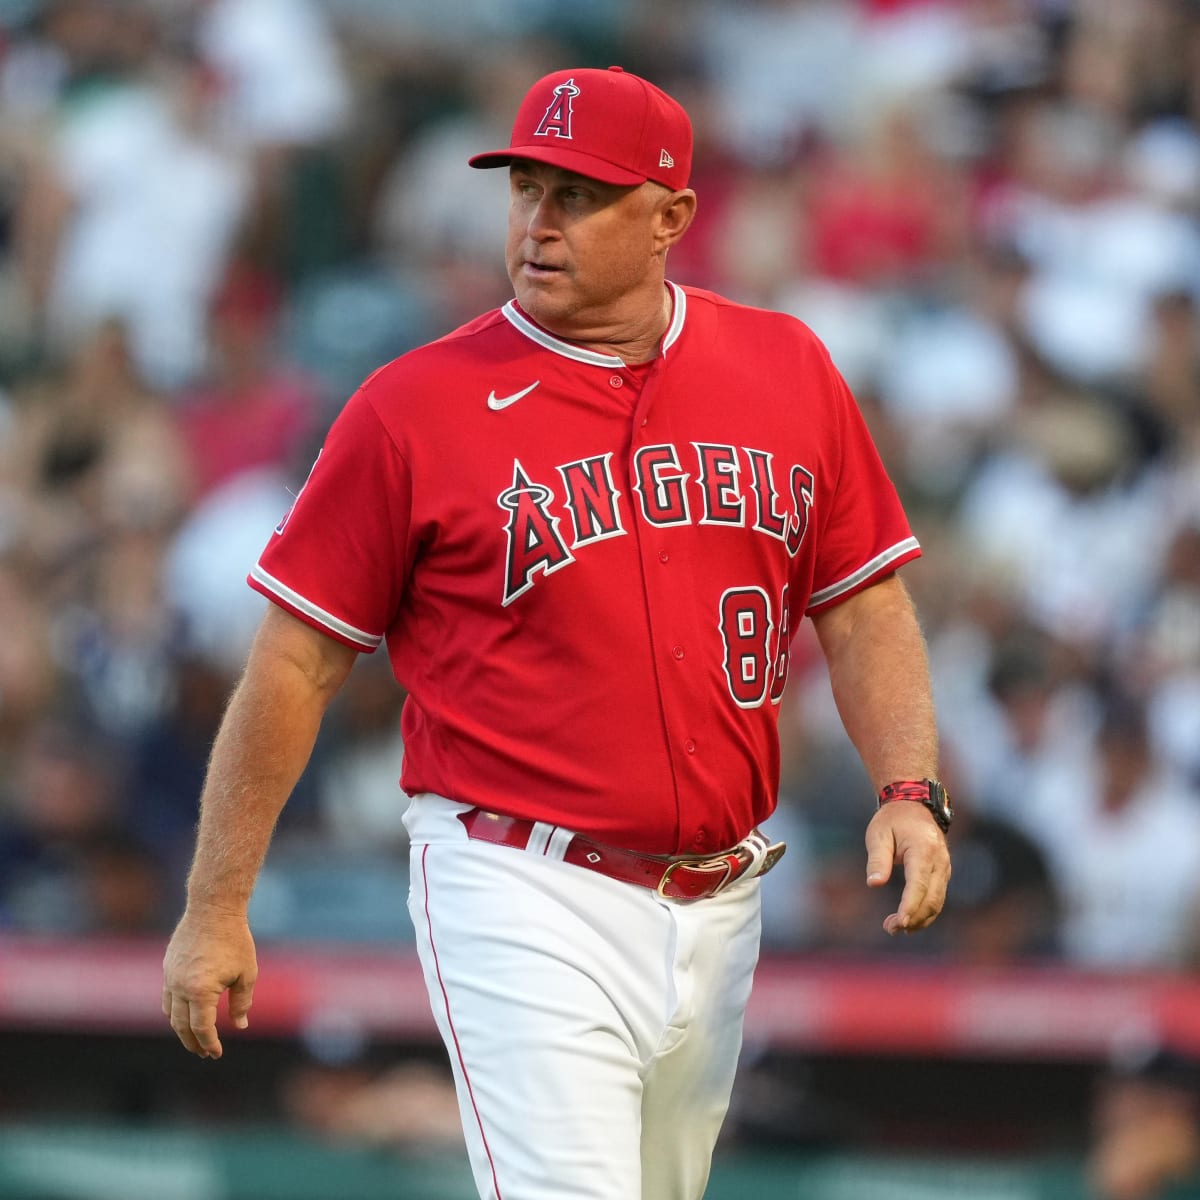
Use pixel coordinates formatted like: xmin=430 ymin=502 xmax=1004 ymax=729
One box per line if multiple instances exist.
xmin=469 ymin=65 xmax=692 ymax=191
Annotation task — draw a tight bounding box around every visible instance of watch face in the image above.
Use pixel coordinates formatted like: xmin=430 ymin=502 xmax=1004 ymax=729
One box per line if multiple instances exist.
xmin=930 ymin=781 xmax=953 ymax=828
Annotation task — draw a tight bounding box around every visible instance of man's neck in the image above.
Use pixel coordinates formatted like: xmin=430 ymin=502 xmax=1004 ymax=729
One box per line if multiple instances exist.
xmin=525 ymin=285 xmax=674 ymax=365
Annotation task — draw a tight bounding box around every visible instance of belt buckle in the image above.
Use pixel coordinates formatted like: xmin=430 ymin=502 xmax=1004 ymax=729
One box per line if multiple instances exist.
xmin=760 ymin=840 xmax=787 ymax=875
xmin=656 ymin=855 xmax=735 ymax=901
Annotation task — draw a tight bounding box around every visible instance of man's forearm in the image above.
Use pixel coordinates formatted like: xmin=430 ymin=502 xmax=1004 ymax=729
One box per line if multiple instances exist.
xmin=811 ymin=574 xmax=938 ymax=790
xmin=186 ymin=668 xmax=324 ymax=910
xmin=185 ymin=608 xmax=358 ymax=911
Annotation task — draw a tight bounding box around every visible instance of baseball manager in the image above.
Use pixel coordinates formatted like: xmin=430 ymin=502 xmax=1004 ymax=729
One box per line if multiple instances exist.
xmin=163 ymin=65 xmax=952 ymax=1200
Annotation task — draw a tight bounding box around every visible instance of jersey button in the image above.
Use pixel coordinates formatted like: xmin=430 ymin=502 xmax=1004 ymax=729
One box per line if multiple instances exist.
xmin=658 ymin=550 xmax=669 ymax=563
xmin=609 ymin=374 xmax=624 ymax=388
xmin=684 ymin=738 xmax=696 ymax=754
xmin=672 ymin=644 xmax=685 ymax=659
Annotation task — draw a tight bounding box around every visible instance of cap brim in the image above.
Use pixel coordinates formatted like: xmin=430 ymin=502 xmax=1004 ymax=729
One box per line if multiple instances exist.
xmin=468 ymin=144 xmax=646 ymax=186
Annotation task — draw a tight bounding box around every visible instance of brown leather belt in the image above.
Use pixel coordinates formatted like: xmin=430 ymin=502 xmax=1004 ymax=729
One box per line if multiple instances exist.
xmin=457 ymin=809 xmax=786 ymax=902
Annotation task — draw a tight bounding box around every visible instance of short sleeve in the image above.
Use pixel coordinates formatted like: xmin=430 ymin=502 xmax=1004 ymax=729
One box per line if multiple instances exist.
xmin=806 ymin=351 xmax=920 ymax=612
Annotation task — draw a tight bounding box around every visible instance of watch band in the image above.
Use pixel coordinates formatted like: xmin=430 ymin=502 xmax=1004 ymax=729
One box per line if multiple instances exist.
xmin=877 ymin=778 xmax=953 ymax=833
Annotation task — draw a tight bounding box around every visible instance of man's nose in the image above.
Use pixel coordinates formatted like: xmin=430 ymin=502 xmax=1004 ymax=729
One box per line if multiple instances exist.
xmin=525 ymin=197 xmax=561 ymax=239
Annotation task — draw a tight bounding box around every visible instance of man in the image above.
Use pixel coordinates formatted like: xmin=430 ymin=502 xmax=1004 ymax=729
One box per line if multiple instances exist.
xmin=162 ymin=66 xmax=952 ymax=1200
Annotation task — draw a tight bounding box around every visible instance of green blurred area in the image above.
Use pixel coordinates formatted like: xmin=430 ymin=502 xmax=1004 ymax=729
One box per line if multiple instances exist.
xmin=2 ymin=1125 xmax=1198 ymax=1200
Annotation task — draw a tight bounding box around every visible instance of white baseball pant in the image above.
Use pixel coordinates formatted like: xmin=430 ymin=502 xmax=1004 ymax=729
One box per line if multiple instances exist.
xmin=404 ymin=793 xmax=763 ymax=1200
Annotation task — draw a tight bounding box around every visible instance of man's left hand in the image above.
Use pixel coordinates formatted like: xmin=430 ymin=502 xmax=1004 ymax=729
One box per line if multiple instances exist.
xmin=865 ymin=802 xmax=951 ymax=934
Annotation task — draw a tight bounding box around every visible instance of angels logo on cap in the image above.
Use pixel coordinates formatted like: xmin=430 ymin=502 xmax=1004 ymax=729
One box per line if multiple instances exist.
xmin=469 ymin=66 xmax=692 ymax=192
xmin=533 ymin=79 xmax=580 ymax=140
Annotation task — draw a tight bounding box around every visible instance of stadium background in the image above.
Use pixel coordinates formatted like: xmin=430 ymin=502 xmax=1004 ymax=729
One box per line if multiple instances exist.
xmin=1 ymin=0 xmax=1199 ymax=1196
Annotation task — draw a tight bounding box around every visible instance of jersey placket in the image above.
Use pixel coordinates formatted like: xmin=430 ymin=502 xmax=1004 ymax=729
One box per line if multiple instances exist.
xmin=623 ymin=357 xmax=717 ymax=855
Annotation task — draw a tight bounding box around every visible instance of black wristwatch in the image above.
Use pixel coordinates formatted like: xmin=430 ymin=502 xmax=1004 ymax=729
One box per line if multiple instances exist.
xmin=877 ymin=779 xmax=953 ymax=833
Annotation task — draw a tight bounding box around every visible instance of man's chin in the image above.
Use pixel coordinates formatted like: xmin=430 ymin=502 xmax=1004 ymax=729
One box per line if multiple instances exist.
xmin=512 ymin=284 xmax=575 ymax=328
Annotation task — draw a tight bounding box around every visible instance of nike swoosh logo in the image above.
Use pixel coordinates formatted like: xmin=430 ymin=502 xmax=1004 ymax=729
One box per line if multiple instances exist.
xmin=487 ymin=381 xmax=540 ymax=410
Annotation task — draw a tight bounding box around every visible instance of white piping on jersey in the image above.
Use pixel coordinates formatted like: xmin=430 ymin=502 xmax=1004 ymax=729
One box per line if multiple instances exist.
xmin=661 ymin=281 xmax=686 ymax=352
xmin=250 ymin=564 xmax=383 ymax=649
xmin=805 ymin=537 xmax=921 ymax=611
xmin=501 ymin=282 xmax=688 ymax=365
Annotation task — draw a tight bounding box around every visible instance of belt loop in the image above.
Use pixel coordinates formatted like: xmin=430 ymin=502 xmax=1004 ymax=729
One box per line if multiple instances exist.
xmin=525 ymin=821 xmax=555 ymax=856
xmin=738 ymin=830 xmax=771 ymax=879
xmin=544 ymin=826 xmax=575 ymax=861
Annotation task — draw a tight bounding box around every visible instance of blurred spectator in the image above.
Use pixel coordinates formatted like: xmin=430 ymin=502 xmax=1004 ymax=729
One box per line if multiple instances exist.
xmin=1089 ymin=1046 xmax=1200 ymax=1200
xmin=195 ymin=0 xmax=352 ymax=280
xmin=11 ymin=3 xmax=247 ymax=388
xmin=281 ymin=261 xmax=445 ymax=411
xmin=280 ymin=1057 xmax=463 ymax=1150
xmin=0 ymin=562 xmax=55 ymax=761
xmin=936 ymin=621 xmax=1098 ymax=833
xmin=692 ymin=0 xmax=865 ymax=166
xmin=985 ymin=95 xmax=1200 ymax=387
xmin=699 ymin=159 xmax=809 ymax=306
xmin=929 ymin=794 xmax=1061 ymax=966
xmin=955 ymin=389 xmax=1168 ymax=648
xmin=0 ymin=716 xmax=129 ymax=933
xmin=0 ymin=317 xmax=190 ymax=575
xmin=804 ymin=102 xmax=970 ymax=288
xmin=869 ymin=262 xmax=1021 ymax=493
xmin=1032 ymin=691 xmax=1200 ymax=971
xmin=1141 ymin=288 xmax=1200 ymax=444
xmin=125 ymin=647 xmax=237 ymax=889
xmin=315 ymin=647 xmax=408 ymax=852
xmin=54 ymin=524 xmax=182 ymax=739
xmin=162 ymin=466 xmax=283 ymax=678
xmin=81 ymin=829 xmax=170 ymax=935
xmin=1134 ymin=520 xmax=1200 ymax=787
xmin=172 ymin=261 xmax=320 ymax=500
xmin=197 ymin=0 xmax=350 ymax=151
xmin=0 ymin=319 xmax=191 ymax=756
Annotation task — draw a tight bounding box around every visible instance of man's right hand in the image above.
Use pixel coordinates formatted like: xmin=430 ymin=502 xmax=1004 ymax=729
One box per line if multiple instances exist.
xmin=162 ymin=906 xmax=258 ymax=1059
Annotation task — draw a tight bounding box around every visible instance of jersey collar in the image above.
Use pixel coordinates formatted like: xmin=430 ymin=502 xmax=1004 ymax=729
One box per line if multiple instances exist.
xmin=502 ymin=282 xmax=687 ymax=367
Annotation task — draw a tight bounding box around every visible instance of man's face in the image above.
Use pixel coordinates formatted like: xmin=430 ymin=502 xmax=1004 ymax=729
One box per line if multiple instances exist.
xmin=505 ymin=160 xmax=668 ymax=337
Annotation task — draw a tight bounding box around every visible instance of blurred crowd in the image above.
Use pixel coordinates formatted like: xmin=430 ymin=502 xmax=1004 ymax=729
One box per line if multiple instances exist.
xmin=0 ymin=0 xmax=1198 ymax=981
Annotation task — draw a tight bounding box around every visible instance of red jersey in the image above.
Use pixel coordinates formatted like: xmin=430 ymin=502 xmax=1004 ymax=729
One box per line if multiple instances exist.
xmin=250 ymin=284 xmax=919 ymax=854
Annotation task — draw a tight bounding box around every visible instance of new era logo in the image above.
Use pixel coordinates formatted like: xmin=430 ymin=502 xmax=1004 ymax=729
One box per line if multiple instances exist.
xmin=659 ymin=149 xmax=674 ymax=169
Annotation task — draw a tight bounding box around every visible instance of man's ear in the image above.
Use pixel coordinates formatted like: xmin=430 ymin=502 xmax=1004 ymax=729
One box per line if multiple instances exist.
xmin=654 ymin=189 xmax=698 ymax=252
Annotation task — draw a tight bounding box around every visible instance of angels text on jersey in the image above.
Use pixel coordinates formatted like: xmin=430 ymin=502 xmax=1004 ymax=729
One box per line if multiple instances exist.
xmin=499 ymin=440 xmax=814 ymax=709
